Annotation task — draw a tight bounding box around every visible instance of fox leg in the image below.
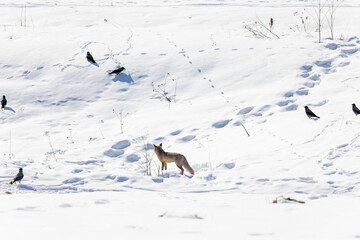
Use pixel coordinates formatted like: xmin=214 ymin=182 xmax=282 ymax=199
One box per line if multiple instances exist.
xmin=176 ymin=163 xmax=184 ymax=175
xmin=164 ymin=162 xmax=168 ymax=170
xmin=161 ymin=162 xmax=165 ymax=171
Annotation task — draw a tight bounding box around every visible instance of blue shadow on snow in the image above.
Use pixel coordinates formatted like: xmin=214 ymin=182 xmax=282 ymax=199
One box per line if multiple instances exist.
xmin=4 ymin=107 xmax=16 ymax=113
xmin=112 ymin=74 xmax=134 ymax=84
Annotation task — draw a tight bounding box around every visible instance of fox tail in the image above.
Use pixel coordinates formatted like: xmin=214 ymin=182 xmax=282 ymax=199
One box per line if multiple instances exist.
xmin=183 ymin=160 xmax=195 ymax=175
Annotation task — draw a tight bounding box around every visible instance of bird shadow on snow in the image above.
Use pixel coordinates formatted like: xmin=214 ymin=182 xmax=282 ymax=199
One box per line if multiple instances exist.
xmin=112 ymin=74 xmax=134 ymax=84
xmin=91 ymin=62 xmax=99 ymax=67
xmin=16 ymin=184 xmax=37 ymax=191
xmin=4 ymin=107 xmax=16 ymax=113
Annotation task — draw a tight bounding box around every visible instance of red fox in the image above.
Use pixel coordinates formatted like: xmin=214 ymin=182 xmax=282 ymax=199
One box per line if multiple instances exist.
xmin=153 ymin=143 xmax=195 ymax=175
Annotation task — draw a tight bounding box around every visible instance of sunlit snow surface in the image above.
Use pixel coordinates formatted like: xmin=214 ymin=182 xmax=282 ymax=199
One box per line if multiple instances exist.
xmin=1 ymin=0 xmax=360 ymax=238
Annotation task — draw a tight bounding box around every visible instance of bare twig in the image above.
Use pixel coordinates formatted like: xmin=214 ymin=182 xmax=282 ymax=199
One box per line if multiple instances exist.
xmin=9 ymin=130 xmax=13 ymax=161
xmin=242 ymin=124 xmax=250 ymax=137
xmin=317 ymin=0 xmax=322 ymax=43
xmin=158 ymin=212 xmax=167 ymax=217
xmin=174 ymin=80 xmax=178 ymax=103
xmin=306 ymin=0 xmax=328 ymax=43
xmin=67 ymin=128 xmax=74 ymax=144
xmin=245 ymin=24 xmax=270 ymax=39
xmin=269 ymin=18 xmax=274 ymax=32
xmin=137 ymin=137 xmax=154 ymax=176
xmin=20 ymin=5 xmax=27 ymax=27
xmin=293 ymin=10 xmax=311 ymax=35
xmin=113 ymin=109 xmax=129 ymax=134
xmin=284 ymin=197 xmax=305 ymax=204
xmin=194 ymin=214 xmax=204 ymax=220
xmin=152 ymin=81 xmax=171 ymax=102
xmin=152 ymin=73 xmax=177 ymax=103
xmin=273 ymin=196 xmax=305 ymax=204
xmin=44 ymin=131 xmax=58 ymax=162
xmin=99 ymin=120 xmax=105 ymax=139
xmin=244 ymin=17 xmax=280 ymax=39
xmin=325 ymin=0 xmax=344 ymax=40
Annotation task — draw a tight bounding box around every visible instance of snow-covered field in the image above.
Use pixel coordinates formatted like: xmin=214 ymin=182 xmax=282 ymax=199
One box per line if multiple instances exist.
xmin=1 ymin=0 xmax=360 ymax=238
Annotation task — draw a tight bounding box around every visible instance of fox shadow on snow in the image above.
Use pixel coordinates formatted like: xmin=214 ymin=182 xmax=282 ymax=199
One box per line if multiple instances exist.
xmin=111 ymin=73 xmax=134 ymax=84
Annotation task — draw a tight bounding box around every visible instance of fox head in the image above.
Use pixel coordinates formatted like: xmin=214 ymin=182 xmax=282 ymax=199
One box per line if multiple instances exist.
xmin=153 ymin=143 xmax=162 ymax=149
xmin=153 ymin=143 xmax=163 ymax=154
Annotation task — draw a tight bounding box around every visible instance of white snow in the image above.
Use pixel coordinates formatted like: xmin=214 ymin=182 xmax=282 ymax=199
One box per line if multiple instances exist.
xmin=1 ymin=0 xmax=360 ymax=239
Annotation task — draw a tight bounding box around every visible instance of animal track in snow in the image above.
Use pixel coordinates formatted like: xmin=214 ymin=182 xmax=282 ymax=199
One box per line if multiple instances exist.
xmin=170 ymin=130 xmax=182 ymax=136
xmin=154 ymin=137 xmax=165 ymax=142
xmin=63 ymin=177 xmax=84 ymax=184
xmin=178 ymin=135 xmax=196 ymax=142
xmin=72 ymin=169 xmax=83 ymax=174
xmin=210 ymin=34 xmax=217 ymax=48
xmin=310 ymin=100 xmax=328 ymax=107
xmin=112 ymin=140 xmax=131 ymax=150
xmin=278 ymin=37 xmax=359 ymax=113
xmin=256 ymin=178 xmax=270 ymax=182
xmin=59 ymin=28 xmax=134 ymax=72
xmin=160 ymin=34 xmax=233 ymax=110
xmin=237 ymin=106 xmax=254 ymax=115
xmin=300 ymin=65 xmax=313 ymax=72
xmin=94 ymin=199 xmax=110 ymax=205
xmin=277 ymin=100 xmax=294 ymax=107
xmin=296 ymin=89 xmax=309 ymax=96
xmin=233 ymin=120 xmax=243 ymax=126
xmin=338 ymin=62 xmax=350 ymax=67
xmin=126 ymin=154 xmax=140 ymax=162
xmin=212 ymin=119 xmax=231 ymax=128
xmin=309 ymin=74 xmax=320 ymax=81
xmin=116 ymin=176 xmax=129 ymax=182
xmin=283 ymin=92 xmax=294 ymax=98
xmin=218 ymin=162 xmax=235 ymax=170
xmin=284 ymin=104 xmax=298 ymax=111
xmin=315 ymin=60 xmax=332 ymax=68
xmin=66 ymin=160 xmax=104 ymax=165
xmin=143 ymin=143 xmax=154 ymax=150
xmin=104 ymin=149 xmax=124 ymax=158
xmin=341 ymin=48 xmax=358 ymax=55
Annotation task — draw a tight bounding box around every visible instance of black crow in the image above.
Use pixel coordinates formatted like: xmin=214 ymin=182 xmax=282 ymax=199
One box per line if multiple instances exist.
xmin=86 ymin=51 xmax=96 ymax=64
xmin=352 ymin=104 xmax=360 ymax=115
xmin=10 ymin=168 xmax=24 ymax=184
xmin=304 ymin=106 xmax=320 ymax=119
xmin=109 ymin=67 xmax=125 ymax=75
xmin=1 ymin=95 xmax=7 ymax=109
